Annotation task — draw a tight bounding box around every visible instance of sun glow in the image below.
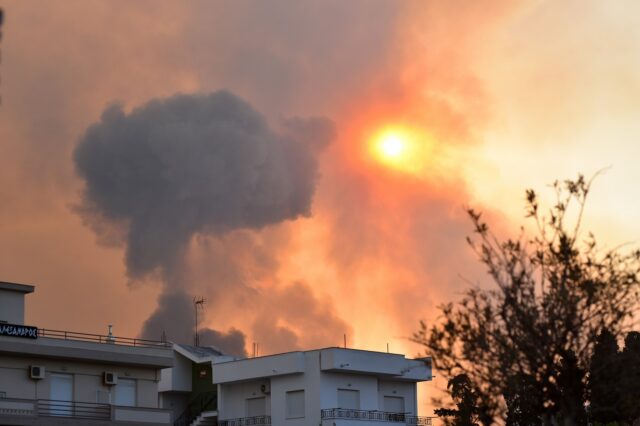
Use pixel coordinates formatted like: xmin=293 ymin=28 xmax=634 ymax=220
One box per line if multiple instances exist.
xmin=370 ymin=126 xmax=432 ymax=176
xmin=380 ymin=134 xmax=405 ymax=158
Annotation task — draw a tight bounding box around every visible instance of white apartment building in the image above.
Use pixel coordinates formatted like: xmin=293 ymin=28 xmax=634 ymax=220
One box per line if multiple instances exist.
xmin=1 ymin=280 xmax=436 ymax=426
xmin=0 ymin=281 xmax=174 ymax=426
xmin=211 ymin=347 xmax=433 ymax=426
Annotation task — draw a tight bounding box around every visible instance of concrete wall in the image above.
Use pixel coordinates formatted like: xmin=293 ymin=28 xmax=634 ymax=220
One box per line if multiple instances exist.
xmin=218 ymin=379 xmax=271 ymax=420
xmin=0 ymin=355 xmax=161 ymax=408
xmin=113 ymin=406 xmax=171 ymax=423
xmin=213 ymin=352 xmax=305 ymax=384
xmin=320 ymin=372 xmax=378 ymax=411
xmin=158 ymin=353 xmax=191 ymax=393
xmin=0 ymin=335 xmax=173 ymax=369
xmin=0 ymin=289 xmax=26 ymax=324
xmin=215 ymin=348 xmax=427 ymax=425
xmin=378 ymin=380 xmax=417 ymax=415
xmin=159 ymin=392 xmax=189 ymax=422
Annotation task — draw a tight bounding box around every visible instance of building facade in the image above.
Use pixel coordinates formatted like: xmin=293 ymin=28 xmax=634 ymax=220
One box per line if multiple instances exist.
xmin=0 ymin=281 xmax=174 ymax=425
xmin=212 ymin=348 xmax=433 ymax=426
xmin=1 ymin=281 xmax=435 ymax=426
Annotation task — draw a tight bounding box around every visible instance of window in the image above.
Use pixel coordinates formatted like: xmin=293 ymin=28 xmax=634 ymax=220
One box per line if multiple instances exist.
xmin=337 ymin=389 xmax=360 ymax=410
xmin=50 ymin=373 xmax=73 ymax=416
xmin=246 ymin=397 xmax=266 ymax=417
xmin=286 ymin=390 xmax=305 ymax=419
xmin=384 ymin=396 xmax=405 ymax=413
xmin=115 ymin=378 xmax=136 ymax=407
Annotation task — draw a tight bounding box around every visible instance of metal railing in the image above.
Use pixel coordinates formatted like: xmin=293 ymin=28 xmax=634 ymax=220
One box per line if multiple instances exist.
xmin=173 ymin=391 xmax=217 ymax=426
xmin=37 ymin=399 xmax=111 ymax=420
xmin=321 ymin=408 xmax=433 ymax=425
xmin=38 ymin=328 xmax=171 ymax=348
xmin=218 ymin=415 xmax=271 ymax=426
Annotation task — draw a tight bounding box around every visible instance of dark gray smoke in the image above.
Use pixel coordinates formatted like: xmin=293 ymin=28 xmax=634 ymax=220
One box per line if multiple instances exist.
xmin=74 ymin=90 xmax=334 ymax=279
xmin=141 ymin=290 xmax=247 ymax=357
xmin=74 ymin=90 xmax=335 ymax=354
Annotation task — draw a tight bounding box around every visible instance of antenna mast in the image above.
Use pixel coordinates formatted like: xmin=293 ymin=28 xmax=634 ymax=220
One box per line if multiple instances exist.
xmin=194 ymin=296 xmax=206 ymax=346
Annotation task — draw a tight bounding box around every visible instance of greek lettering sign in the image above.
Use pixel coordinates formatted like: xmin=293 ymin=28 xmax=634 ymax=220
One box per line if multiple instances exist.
xmin=0 ymin=323 xmax=38 ymax=339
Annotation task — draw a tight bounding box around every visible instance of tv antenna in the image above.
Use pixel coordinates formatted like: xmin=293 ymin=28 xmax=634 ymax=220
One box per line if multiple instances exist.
xmin=194 ymin=296 xmax=206 ymax=347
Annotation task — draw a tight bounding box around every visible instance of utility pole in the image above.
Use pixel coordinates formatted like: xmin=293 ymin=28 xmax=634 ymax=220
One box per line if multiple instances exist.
xmin=194 ymin=296 xmax=206 ymax=346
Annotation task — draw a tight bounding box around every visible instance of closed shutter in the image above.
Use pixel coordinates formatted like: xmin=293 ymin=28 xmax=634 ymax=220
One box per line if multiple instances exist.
xmin=384 ymin=396 xmax=405 ymax=413
xmin=50 ymin=373 xmax=73 ymax=416
xmin=115 ymin=378 xmax=136 ymax=407
xmin=337 ymin=389 xmax=360 ymax=410
xmin=286 ymin=390 xmax=305 ymax=418
xmin=246 ymin=397 xmax=266 ymax=417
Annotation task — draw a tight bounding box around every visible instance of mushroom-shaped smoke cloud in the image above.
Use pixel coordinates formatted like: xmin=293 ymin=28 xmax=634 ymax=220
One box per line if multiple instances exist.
xmin=74 ymin=90 xmax=335 ymax=353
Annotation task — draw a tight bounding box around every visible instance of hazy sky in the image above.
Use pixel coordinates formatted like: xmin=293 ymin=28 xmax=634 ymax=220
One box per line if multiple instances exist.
xmin=2 ymin=0 xmax=640 ymax=414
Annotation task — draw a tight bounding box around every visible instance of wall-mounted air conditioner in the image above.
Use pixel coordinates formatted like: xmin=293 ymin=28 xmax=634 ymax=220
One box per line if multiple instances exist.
xmin=260 ymin=382 xmax=270 ymax=394
xmin=30 ymin=365 xmax=45 ymax=380
xmin=104 ymin=372 xmax=118 ymax=385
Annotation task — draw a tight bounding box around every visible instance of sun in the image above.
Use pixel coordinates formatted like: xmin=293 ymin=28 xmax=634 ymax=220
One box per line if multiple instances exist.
xmin=379 ymin=133 xmax=405 ymax=158
xmin=367 ymin=125 xmax=436 ymax=177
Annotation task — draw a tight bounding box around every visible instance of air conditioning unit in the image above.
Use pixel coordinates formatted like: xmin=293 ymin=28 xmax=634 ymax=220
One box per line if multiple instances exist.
xmin=30 ymin=365 xmax=45 ymax=380
xmin=104 ymin=372 xmax=118 ymax=386
xmin=260 ymin=383 xmax=270 ymax=394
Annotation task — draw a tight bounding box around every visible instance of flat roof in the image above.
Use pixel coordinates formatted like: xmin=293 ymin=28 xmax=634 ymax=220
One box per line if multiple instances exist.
xmin=0 ymin=281 xmax=35 ymax=294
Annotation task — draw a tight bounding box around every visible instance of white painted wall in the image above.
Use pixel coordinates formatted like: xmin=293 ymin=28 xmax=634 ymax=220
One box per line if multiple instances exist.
xmin=158 ymin=352 xmax=192 ymax=392
xmin=378 ymin=380 xmax=417 ymax=415
xmin=0 ymin=355 xmax=161 ymax=407
xmin=215 ymin=349 xmax=429 ymax=426
xmin=218 ymin=379 xmax=271 ymax=420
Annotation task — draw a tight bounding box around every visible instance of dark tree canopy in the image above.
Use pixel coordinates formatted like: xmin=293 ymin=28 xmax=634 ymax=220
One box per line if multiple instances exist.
xmin=589 ymin=329 xmax=622 ymax=424
xmin=434 ymin=374 xmax=483 ymax=426
xmin=414 ymin=175 xmax=640 ymax=424
xmin=619 ymin=332 xmax=640 ymax=423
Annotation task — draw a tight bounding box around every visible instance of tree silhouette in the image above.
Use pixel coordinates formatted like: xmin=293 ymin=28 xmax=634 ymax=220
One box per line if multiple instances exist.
xmin=589 ymin=329 xmax=622 ymax=424
xmin=620 ymin=332 xmax=640 ymax=424
xmin=414 ymin=175 xmax=640 ymax=423
xmin=434 ymin=374 xmax=482 ymax=426
xmin=505 ymin=372 xmax=542 ymax=425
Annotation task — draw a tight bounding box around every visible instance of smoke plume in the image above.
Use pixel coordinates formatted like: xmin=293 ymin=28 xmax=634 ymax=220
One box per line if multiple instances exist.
xmin=74 ymin=90 xmax=335 ymax=353
xmin=141 ymin=290 xmax=247 ymax=357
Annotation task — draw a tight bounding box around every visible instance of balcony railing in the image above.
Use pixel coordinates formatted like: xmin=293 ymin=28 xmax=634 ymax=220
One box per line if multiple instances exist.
xmin=38 ymin=328 xmax=171 ymax=348
xmin=0 ymin=398 xmax=171 ymax=424
xmin=173 ymin=391 xmax=217 ymax=426
xmin=218 ymin=415 xmax=272 ymax=426
xmin=37 ymin=399 xmax=111 ymax=420
xmin=321 ymin=408 xmax=434 ymax=425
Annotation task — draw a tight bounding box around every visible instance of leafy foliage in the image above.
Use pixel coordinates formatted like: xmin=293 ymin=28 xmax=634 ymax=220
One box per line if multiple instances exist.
xmin=414 ymin=175 xmax=640 ymax=424
xmin=434 ymin=374 xmax=483 ymax=426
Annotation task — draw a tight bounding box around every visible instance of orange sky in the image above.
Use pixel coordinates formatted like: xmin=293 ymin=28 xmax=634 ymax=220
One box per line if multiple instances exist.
xmin=2 ymin=0 xmax=640 ymax=415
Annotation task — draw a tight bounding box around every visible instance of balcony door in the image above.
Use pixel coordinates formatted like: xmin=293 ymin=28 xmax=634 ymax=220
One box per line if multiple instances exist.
xmin=50 ymin=373 xmax=73 ymax=416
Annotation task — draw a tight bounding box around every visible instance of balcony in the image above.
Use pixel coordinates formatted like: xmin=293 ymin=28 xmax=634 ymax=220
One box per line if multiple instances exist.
xmin=321 ymin=408 xmax=434 ymax=425
xmin=0 ymin=328 xmax=173 ymax=368
xmin=0 ymin=397 xmax=171 ymax=424
xmin=218 ymin=415 xmax=272 ymax=426
xmin=38 ymin=328 xmax=171 ymax=348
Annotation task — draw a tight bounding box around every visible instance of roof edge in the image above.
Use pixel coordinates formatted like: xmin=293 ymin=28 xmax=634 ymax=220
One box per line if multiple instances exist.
xmin=0 ymin=281 xmax=35 ymax=294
